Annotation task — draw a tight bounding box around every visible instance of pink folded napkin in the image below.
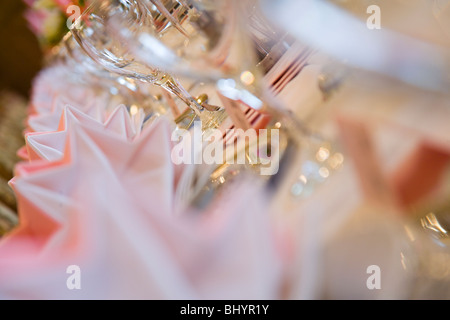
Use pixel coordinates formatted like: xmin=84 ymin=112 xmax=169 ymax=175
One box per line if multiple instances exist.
xmin=26 ymin=104 xmax=142 ymax=161
xmin=0 ymin=116 xmax=285 ymax=299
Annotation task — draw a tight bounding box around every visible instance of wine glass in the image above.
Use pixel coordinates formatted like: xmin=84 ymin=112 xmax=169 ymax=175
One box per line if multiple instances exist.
xmin=110 ymin=0 xmax=325 ymax=147
xmin=108 ymin=0 xmax=345 ymax=206
xmin=70 ymin=0 xmax=220 ymax=123
xmin=52 ymin=32 xmax=163 ymax=122
xmin=260 ymin=0 xmax=450 ymax=92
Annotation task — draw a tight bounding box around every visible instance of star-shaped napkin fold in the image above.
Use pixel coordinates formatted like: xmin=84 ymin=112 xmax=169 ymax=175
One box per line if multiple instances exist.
xmin=26 ymin=104 xmax=142 ymax=161
xmin=1 ymin=115 xmax=284 ymax=299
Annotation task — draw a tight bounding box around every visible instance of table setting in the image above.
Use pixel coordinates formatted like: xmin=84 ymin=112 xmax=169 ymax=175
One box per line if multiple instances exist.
xmin=1 ymin=0 xmax=450 ymax=300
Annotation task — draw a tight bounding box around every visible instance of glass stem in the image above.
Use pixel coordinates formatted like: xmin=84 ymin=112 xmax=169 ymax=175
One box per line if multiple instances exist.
xmin=158 ymin=75 xmax=204 ymax=117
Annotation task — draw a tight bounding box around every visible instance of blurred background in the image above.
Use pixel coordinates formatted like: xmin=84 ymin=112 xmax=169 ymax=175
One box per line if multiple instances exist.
xmin=0 ymin=0 xmax=42 ymax=96
xmin=0 ymin=0 xmax=42 ymax=233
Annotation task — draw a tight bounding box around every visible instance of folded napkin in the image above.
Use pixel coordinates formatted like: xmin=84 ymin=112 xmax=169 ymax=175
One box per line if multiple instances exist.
xmin=26 ymin=104 xmax=142 ymax=161
xmin=28 ymin=63 xmax=128 ymax=133
xmin=0 ymin=116 xmax=284 ymax=299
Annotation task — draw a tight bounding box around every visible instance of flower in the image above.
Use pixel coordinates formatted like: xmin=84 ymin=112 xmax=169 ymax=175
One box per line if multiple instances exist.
xmin=23 ymin=0 xmax=86 ymax=47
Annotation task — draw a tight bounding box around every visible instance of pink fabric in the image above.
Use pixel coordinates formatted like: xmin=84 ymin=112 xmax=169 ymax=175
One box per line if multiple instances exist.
xmin=26 ymin=104 xmax=142 ymax=161
xmin=0 ymin=116 xmax=284 ymax=299
xmin=27 ymin=63 xmax=124 ymax=133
